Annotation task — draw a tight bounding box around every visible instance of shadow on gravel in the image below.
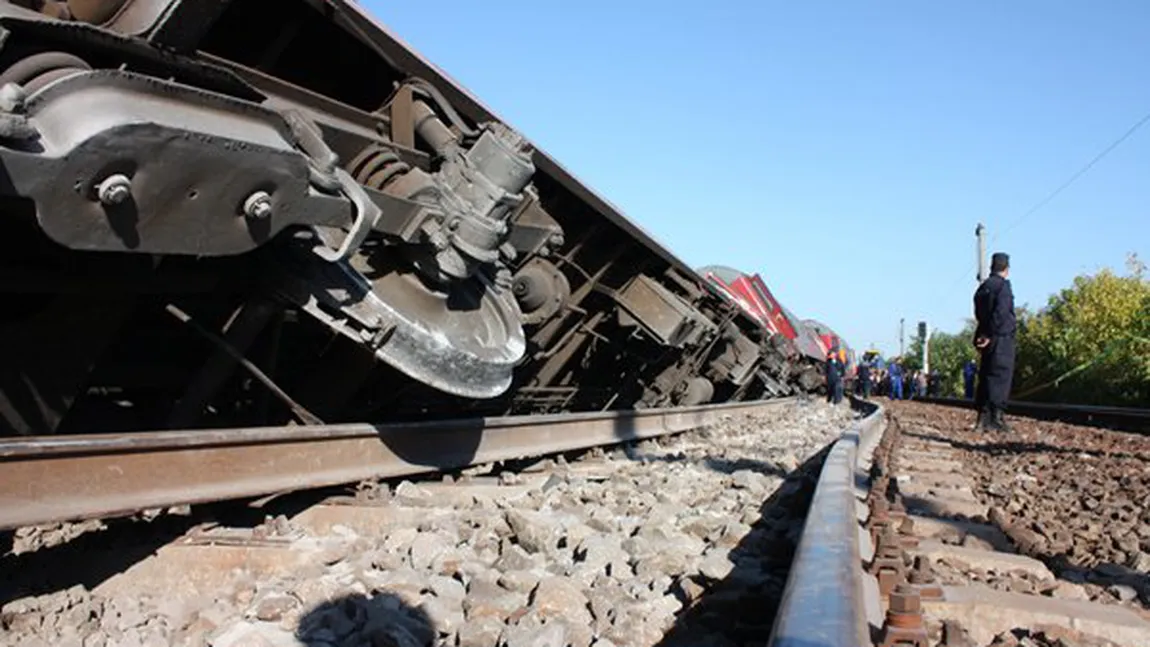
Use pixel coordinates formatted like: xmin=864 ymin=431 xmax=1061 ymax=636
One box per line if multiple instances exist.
xmin=902 ymin=430 xmax=1148 ymax=462
xmin=0 ymin=488 xmax=336 ymax=607
xmin=0 ymin=515 xmax=199 ymax=607
xmin=702 ymin=456 xmax=788 ymax=478
xmin=1051 ymin=558 xmax=1150 ymax=601
xmin=296 ymin=592 xmax=435 ymax=647
xmin=654 ymin=443 xmax=835 ymax=647
xmin=618 ymin=450 xmax=789 ymax=479
xmin=612 ymin=413 xmax=789 ymax=478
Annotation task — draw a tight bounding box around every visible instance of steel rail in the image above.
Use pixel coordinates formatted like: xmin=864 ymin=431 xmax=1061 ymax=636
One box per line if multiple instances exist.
xmin=0 ymin=398 xmax=795 ymax=531
xmin=768 ymin=399 xmax=885 ymax=647
xmin=916 ymin=396 xmax=1150 ymax=434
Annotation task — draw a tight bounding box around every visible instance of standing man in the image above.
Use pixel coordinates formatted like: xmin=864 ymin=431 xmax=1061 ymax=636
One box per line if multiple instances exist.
xmin=825 ymin=350 xmax=844 ymax=405
xmin=888 ymin=361 xmax=903 ymax=400
xmin=962 ymin=359 xmax=977 ymax=399
xmin=858 ymin=362 xmax=872 ymax=399
xmin=973 ymin=252 xmax=1016 ymax=432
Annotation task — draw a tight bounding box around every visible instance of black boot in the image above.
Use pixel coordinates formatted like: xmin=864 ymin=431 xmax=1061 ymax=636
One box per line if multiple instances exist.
xmin=992 ymin=406 xmax=1013 ymax=433
xmin=973 ymin=407 xmax=989 ymax=432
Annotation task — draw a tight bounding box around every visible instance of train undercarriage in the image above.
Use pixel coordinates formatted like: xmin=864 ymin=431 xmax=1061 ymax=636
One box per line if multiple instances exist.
xmin=0 ymin=0 xmax=813 ymax=436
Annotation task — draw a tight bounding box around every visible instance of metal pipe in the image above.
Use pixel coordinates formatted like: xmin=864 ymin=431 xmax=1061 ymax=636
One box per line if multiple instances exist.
xmin=922 ymin=322 xmax=930 ymax=375
xmin=412 ymin=100 xmax=457 ymax=155
xmin=976 ymin=222 xmax=989 ymax=282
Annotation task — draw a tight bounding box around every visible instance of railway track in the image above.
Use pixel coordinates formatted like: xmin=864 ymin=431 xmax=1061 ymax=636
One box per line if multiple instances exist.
xmin=6 ymin=394 xmax=1147 ymax=647
xmin=0 ymin=398 xmax=806 ymax=532
xmin=770 ymin=399 xmax=1150 ymax=647
xmin=916 ymin=397 xmax=1150 ymax=435
xmin=1 ymin=398 xmax=858 ymax=647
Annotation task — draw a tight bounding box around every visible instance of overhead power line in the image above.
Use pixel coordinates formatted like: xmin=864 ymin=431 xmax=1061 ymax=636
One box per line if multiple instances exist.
xmin=994 ymin=108 xmax=1150 ymax=242
xmin=935 ymin=106 xmax=1150 ymax=306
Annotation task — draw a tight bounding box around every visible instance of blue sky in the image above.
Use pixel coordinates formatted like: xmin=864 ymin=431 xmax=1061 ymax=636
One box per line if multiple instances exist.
xmin=365 ymin=0 xmax=1150 ymax=357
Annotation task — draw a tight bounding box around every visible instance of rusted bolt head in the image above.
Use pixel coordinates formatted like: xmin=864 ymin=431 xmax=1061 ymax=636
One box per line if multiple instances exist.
xmin=890 ymin=584 xmax=922 ymax=613
xmin=243 ymin=191 xmax=273 ymax=219
xmin=96 ymin=174 xmax=132 ymax=206
xmin=909 ymin=556 xmax=935 ymax=584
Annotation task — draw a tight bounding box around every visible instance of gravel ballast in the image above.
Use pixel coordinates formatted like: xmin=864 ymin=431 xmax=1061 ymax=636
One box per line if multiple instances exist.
xmin=1 ymin=400 xmax=857 ymax=647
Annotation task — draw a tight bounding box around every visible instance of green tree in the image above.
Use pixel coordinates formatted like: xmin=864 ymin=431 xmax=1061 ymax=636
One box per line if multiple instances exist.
xmin=902 ymin=323 xmax=978 ymax=396
xmin=1014 ymin=255 xmax=1150 ymax=406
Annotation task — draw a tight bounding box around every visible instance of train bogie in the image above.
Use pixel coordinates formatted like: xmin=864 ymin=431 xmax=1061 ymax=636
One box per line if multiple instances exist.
xmin=0 ymin=0 xmax=821 ymax=436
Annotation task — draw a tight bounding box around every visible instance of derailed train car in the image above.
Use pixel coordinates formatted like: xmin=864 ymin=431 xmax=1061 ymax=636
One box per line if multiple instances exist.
xmin=0 ymin=0 xmax=810 ymax=436
xmin=698 ymin=265 xmax=855 ymax=394
xmin=803 ymin=319 xmax=856 ymax=382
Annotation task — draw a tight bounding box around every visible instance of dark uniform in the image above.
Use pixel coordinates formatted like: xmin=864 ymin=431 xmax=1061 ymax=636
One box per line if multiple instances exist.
xmin=962 ymin=359 xmax=977 ymax=399
xmin=888 ymin=362 xmax=903 ymax=400
xmin=973 ymin=254 xmax=1016 ymax=431
xmin=858 ymin=363 xmax=872 ymax=398
xmin=825 ymin=354 xmax=844 ymax=405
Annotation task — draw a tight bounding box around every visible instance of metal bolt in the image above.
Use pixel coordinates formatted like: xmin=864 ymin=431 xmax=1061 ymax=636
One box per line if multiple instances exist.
xmin=243 ymin=191 xmax=273 ymax=219
xmin=909 ymin=557 xmax=944 ymax=600
xmin=96 ymin=174 xmax=132 ymax=206
xmin=879 ymin=584 xmax=930 ymax=647
xmin=889 ymin=584 xmax=922 ymax=613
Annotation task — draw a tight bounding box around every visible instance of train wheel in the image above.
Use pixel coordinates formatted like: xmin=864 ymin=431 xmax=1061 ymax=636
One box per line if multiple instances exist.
xmin=271 ymin=228 xmax=525 ymax=400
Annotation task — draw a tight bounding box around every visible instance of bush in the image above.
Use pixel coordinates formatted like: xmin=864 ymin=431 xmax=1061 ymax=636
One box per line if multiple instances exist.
xmin=1014 ymin=255 xmax=1150 ymax=406
xmin=903 ymin=324 xmax=979 ymax=397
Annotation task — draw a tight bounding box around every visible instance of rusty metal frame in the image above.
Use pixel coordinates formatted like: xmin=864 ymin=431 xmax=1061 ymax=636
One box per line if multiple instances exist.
xmin=768 ymin=399 xmax=884 ymax=647
xmin=0 ymin=398 xmax=794 ymax=531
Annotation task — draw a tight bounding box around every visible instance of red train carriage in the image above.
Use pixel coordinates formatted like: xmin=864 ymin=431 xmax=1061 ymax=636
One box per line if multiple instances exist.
xmin=803 ymin=319 xmax=856 ymax=381
xmin=698 ymin=265 xmax=851 ymax=392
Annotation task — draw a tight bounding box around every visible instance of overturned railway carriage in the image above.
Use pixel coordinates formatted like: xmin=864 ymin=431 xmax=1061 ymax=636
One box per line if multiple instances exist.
xmin=697 ymin=265 xmax=833 ymax=393
xmin=0 ymin=0 xmax=808 ymax=436
xmin=803 ymin=319 xmax=856 ymax=381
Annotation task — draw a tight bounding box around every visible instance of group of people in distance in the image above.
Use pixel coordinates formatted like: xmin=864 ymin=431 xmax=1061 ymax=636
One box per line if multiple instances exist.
xmin=823 ymin=252 xmax=1016 ymax=434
